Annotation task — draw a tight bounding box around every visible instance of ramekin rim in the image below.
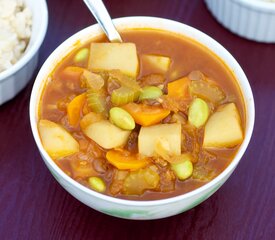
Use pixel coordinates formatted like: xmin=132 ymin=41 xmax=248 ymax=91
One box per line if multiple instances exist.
xmin=231 ymin=0 xmax=275 ymax=11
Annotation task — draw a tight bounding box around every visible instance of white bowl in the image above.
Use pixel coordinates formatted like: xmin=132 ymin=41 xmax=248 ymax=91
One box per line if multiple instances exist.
xmin=30 ymin=16 xmax=255 ymax=220
xmin=205 ymin=0 xmax=275 ymax=43
xmin=0 ymin=0 xmax=48 ymax=105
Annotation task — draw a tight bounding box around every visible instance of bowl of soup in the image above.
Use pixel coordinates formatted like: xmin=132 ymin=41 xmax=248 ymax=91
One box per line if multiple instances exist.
xmin=30 ymin=16 xmax=254 ymax=220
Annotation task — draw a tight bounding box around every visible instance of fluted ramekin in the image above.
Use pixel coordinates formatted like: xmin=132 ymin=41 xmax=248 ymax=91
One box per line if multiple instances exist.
xmin=0 ymin=0 xmax=48 ymax=105
xmin=205 ymin=0 xmax=275 ymax=43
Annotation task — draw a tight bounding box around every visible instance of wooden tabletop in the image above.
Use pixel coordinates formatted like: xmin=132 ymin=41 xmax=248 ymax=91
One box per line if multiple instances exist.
xmin=0 ymin=0 xmax=274 ymax=239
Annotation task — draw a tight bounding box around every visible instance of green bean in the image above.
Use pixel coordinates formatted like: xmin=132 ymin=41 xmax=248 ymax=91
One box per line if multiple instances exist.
xmin=188 ymin=98 xmax=209 ymax=128
xmin=109 ymin=107 xmax=135 ymax=130
xmin=139 ymin=86 xmax=163 ymax=101
xmin=171 ymin=154 xmax=193 ymax=180
xmin=88 ymin=176 xmax=106 ymax=192
xmin=73 ymin=48 xmax=89 ymax=63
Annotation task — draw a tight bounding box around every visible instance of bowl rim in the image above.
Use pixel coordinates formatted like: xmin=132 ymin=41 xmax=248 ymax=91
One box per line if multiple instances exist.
xmin=231 ymin=0 xmax=275 ymax=11
xmin=0 ymin=0 xmax=48 ymax=82
xmin=30 ymin=16 xmax=255 ymax=207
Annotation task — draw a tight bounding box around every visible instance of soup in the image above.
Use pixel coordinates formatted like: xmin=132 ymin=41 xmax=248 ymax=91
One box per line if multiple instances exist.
xmin=38 ymin=29 xmax=245 ymax=200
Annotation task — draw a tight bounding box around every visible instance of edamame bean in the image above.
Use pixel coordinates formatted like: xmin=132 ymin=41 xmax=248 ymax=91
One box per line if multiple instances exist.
xmin=188 ymin=98 xmax=209 ymax=128
xmin=73 ymin=48 xmax=89 ymax=63
xmin=88 ymin=177 xmax=106 ymax=192
xmin=139 ymin=86 xmax=163 ymax=101
xmin=171 ymin=155 xmax=193 ymax=180
xmin=109 ymin=107 xmax=135 ymax=130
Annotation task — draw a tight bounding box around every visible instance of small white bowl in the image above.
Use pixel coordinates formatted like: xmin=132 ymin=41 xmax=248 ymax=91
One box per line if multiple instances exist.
xmin=30 ymin=17 xmax=255 ymax=220
xmin=205 ymin=0 xmax=275 ymax=43
xmin=0 ymin=0 xmax=48 ymax=105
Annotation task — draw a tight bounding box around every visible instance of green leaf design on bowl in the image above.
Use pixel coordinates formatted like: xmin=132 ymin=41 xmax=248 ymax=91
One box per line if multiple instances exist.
xmin=49 ymin=169 xmax=60 ymax=182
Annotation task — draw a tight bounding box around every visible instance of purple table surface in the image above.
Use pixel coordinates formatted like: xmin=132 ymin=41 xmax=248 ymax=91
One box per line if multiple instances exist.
xmin=0 ymin=0 xmax=274 ymax=239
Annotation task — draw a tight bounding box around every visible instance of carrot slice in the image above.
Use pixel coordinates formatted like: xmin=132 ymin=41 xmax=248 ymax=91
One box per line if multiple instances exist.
xmin=67 ymin=93 xmax=86 ymax=127
xmin=122 ymin=102 xmax=170 ymax=126
xmin=167 ymin=77 xmax=191 ymax=98
xmin=106 ymin=149 xmax=150 ymax=170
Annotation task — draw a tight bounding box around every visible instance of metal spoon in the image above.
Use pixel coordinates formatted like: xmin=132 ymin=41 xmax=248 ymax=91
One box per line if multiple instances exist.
xmin=83 ymin=0 xmax=122 ymax=43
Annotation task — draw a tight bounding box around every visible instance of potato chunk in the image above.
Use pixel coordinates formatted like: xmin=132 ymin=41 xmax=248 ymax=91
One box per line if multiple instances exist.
xmin=138 ymin=123 xmax=181 ymax=157
xmin=88 ymin=43 xmax=138 ymax=77
xmin=203 ymin=103 xmax=243 ymax=148
xmin=38 ymin=119 xmax=79 ymax=159
xmin=122 ymin=167 xmax=160 ymax=195
xmin=142 ymin=54 xmax=171 ymax=73
xmin=83 ymin=120 xmax=131 ymax=149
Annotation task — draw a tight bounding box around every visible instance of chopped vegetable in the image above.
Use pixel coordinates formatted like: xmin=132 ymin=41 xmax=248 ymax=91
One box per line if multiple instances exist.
xmin=70 ymin=159 xmax=96 ymax=178
xmin=38 ymin=119 xmax=79 ymax=159
xmin=81 ymin=70 xmax=104 ymax=91
xmin=80 ymin=112 xmax=104 ymax=131
xmin=139 ymin=86 xmax=163 ymax=101
xmin=108 ymin=70 xmax=141 ymax=91
xmin=83 ymin=120 xmax=131 ymax=149
xmin=111 ymin=86 xmax=140 ymax=106
xmin=203 ymin=103 xmax=243 ymax=148
xmin=122 ymin=167 xmax=160 ymax=195
xmin=167 ymin=77 xmax=191 ymax=98
xmin=171 ymin=154 xmax=193 ymax=180
xmin=161 ymin=95 xmax=190 ymax=113
xmin=154 ymin=137 xmax=171 ymax=160
xmin=171 ymin=113 xmax=187 ymax=124
xmin=142 ymin=54 xmax=171 ymax=73
xmin=106 ymin=149 xmax=150 ymax=170
xmin=188 ymin=98 xmax=209 ymax=128
xmin=122 ymin=102 xmax=170 ymax=126
xmin=192 ymin=164 xmax=216 ymax=181
xmin=89 ymin=43 xmax=139 ymax=77
xmin=61 ymin=66 xmax=85 ymax=81
xmin=138 ymin=123 xmax=181 ymax=157
xmin=189 ymin=80 xmax=225 ymax=103
xmin=109 ymin=107 xmax=135 ymax=130
xmin=88 ymin=177 xmax=106 ymax=192
xmin=86 ymin=90 xmax=106 ymax=113
xmin=139 ymin=74 xmax=165 ymax=87
xmin=110 ymin=170 xmax=129 ymax=195
xmin=188 ymin=70 xmax=205 ymax=81
xmin=73 ymin=48 xmax=89 ymax=63
xmin=67 ymin=93 xmax=86 ymax=127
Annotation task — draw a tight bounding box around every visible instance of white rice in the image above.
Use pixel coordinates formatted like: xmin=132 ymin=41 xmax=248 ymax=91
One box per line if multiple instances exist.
xmin=0 ymin=0 xmax=32 ymax=73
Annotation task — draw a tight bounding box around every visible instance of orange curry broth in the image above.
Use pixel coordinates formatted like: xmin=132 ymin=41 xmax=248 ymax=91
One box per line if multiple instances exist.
xmin=39 ymin=29 xmax=245 ymax=200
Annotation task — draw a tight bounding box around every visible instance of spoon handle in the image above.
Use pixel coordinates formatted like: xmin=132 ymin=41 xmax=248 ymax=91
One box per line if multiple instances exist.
xmin=83 ymin=0 xmax=122 ymax=43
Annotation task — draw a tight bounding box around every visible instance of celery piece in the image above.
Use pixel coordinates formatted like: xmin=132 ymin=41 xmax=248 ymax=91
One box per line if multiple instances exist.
xmin=111 ymin=86 xmax=140 ymax=106
xmin=86 ymin=90 xmax=105 ymax=113
xmin=108 ymin=70 xmax=141 ymax=91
